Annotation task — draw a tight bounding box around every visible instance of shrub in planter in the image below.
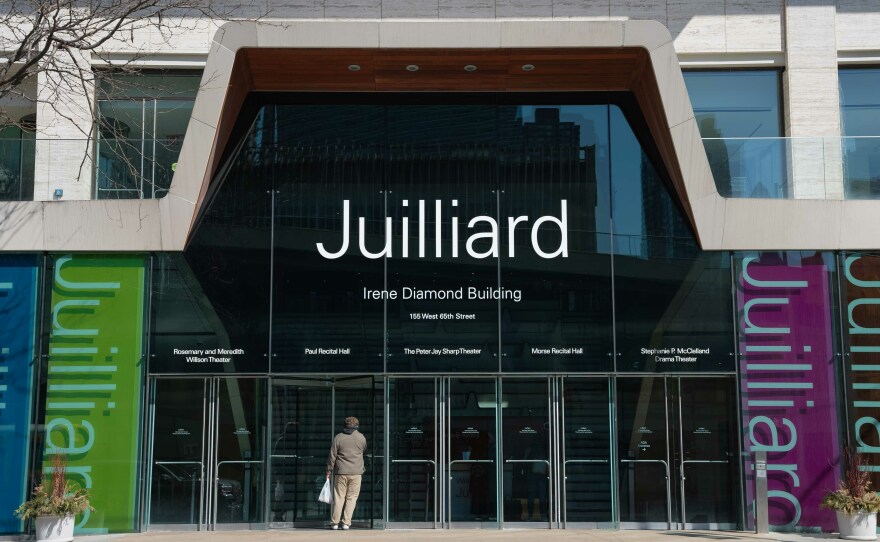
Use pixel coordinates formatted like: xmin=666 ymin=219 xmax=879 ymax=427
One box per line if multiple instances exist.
xmin=821 ymin=448 xmax=880 ymax=541
xmin=15 ymin=454 xmax=92 ymax=542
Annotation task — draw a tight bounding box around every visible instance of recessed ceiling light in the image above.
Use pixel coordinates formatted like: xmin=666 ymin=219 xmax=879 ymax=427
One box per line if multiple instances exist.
xmin=348 ymin=64 xmax=361 ymax=71
xmin=464 ymin=64 xmax=477 ymax=72
xmin=406 ymin=64 xmax=419 ymax=72
xmin=522 ymin=64 xmax=535 ymax=71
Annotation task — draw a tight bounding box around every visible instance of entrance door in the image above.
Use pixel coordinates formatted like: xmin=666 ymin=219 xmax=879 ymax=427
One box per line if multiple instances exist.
xmin=561 ymin=378 xmax=614 ymax=528
xmin=388 ymin=376 xmax=616 ymax=530
xmin=268 ymin=377 xmax=379 ymax=529
xmin=447 ymin=378 xmax=499 ymax=528
xmin=387 ymin=377 xmax=499 ymax=529
xmin=501 ymin=378 xmax=553 ymax=528
xmin=616 ymin=376 xmax=738 ymax=530
xmin=387 ymin=378 xmax=438 ymax=527
xmin=675 ymin=377 xmax=738 ymax=529
xmin=147 ymin=377 xmax=267 ymax=531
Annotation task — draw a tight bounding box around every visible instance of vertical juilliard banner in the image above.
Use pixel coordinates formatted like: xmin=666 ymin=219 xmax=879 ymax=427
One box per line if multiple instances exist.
xmin=0 ymin=255 xmax=38 ymax=533
xmin=737 ymin=254 xmax=840 ymax=532
xmin=843 ymin=254 xmax=880 ymax=486
xmin=43 ymin=255 xmax=145 ymax=533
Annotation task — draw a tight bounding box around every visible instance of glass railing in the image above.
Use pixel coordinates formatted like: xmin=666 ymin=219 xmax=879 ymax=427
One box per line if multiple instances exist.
xmin=841 ymin=136 xmax=880 ymax=199
xmin=703 ymin=136 xmax=880 ymax=200
xmin=0 ymin=137 xmax=180 ymax=201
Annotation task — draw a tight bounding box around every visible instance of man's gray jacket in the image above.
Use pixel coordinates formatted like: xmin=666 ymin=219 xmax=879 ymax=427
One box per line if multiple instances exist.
xmin=326 ymin=428 xmax=367 ymax=475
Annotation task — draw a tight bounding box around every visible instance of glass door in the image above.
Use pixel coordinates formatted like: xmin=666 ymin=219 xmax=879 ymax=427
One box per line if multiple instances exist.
xmin=561 ymin=378 xmax=614 ymax=528
xmin=616 ymin=377 xmax=672 ymax=529
xmin=674 ymin=377 xmax=738 ymax=529
xmin=446 ymin=378 xmax=498 ymax=528
xmin=616 ymin=376 xmax=740 ymax=530
xmin=212 ymin=378 xmax=267 ymax=529
xmin=268 ymin=377 xmax=379 ymax=529
xmin=269 ymin=379 xmax=331 ymax=528
xmin=148 ymin=378 xmax=209 ymax=530
xmin=388 ymin=378 xmax=438 ymax=527
xmin=147 ymin=377 xmax=268 ymax=531
xmin=501 ymin=378 xmax=552 ymax=528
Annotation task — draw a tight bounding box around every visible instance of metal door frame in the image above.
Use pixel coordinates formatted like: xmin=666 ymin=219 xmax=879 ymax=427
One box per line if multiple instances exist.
xmin=616 ymin=375 xmax=738 ymax=531
xmin=211 ymin=376 xmax=267 ymax=531
xmin=268 ymin=376 xmax=376 ymax=530
xmin=559 ymin=376 xmax=616 ymax=529
xmin=444 ymin=376 xmax=500 ymax=529
xmin=385 ymin=376 xmax=439 ymax=529
xmin=499 ymin=376 xmax=554 ymax=530
xmin=674 ymin=375 xmax=738 ymax=531
xmin=145 ymin=376 xmax=210 ymax=532
xmin=616 ymin=376 xmax=673 ymax=531
xmin=146 ymin=376 xmax=268 ymax=532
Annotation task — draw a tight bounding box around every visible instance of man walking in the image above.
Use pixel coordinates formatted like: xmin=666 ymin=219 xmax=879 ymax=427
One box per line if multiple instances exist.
xmin=326 ymin=416 xmax=367 ymax=530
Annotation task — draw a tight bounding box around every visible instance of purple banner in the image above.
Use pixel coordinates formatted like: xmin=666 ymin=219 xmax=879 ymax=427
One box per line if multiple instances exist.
xmin=737 ymin=253 xmax=841 ymax=531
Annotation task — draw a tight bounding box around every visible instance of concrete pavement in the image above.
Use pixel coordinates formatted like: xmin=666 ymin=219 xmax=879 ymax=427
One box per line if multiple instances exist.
xmin=73 ymin=529 xmax=845 ymax=542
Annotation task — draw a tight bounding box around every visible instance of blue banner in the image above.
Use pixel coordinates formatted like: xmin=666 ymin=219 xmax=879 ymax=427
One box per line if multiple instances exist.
xmin=0 ymin=255 xmax=39 ymax=533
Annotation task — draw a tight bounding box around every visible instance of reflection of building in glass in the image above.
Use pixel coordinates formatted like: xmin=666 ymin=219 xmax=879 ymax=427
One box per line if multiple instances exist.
xmin=507 ymin=107 xmax=598 ymax=254
xmin=639 ymin=152 xmax=696 ymax=260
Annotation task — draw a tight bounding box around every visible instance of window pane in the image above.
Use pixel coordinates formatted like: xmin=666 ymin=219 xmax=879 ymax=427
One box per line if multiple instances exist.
xmin=386 ymin=105 xmax=499 ymax=373
xmin=683 ymin=70 xmax=784 ymax=198
xmin=499 ymin=105 xmax=613 ymax=372
xmin=840 ymin=68 xmax=880 ymax=137
xmin=270 ymin=105 xmax=385 ymax=373
xmin=683 ymin=70 xmax=782 ymax=138
xmin=611 ymin=106 xmax=734 ymax=372
xmin=839 ymin=69 xmax=880 ymax=198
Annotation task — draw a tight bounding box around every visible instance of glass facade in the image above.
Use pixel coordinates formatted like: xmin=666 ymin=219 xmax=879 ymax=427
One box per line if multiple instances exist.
xmin=839 ymin=68 xmax=880 ymax=198
xmin=96 ymin=72 xmax=200 ymax=199
xmin=683 ymin=70 xmax=784 ymax=198
xmin=0 ymin=93 xmax=870 ymax=536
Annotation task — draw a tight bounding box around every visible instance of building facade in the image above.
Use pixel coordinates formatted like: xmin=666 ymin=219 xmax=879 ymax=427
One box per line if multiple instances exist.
xmin=1 ymin=2 xmax=880 ymax=537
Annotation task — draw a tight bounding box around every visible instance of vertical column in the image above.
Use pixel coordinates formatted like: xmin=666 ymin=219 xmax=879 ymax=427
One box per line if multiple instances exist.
xmin=784 ymin=0 xmax=843 ymax=199
xmin=34 ymin=46 xmax=95 ymax=201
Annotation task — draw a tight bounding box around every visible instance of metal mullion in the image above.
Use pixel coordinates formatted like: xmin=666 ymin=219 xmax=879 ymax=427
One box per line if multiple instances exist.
xmin=139 ymin=99 xmax=146 ymax=198
xmin=210 ymin=378 xmax=220 ymax=530
xmin=263 ymin=377 xmax=272 ymax=528
xmin=150 ymin=101 xmax=157 ymax=199
xmin=433 ymin=377 xmax=438 ymax=529
xmin=560 ymin=377 xmax=567 ymax=528
xmin=144 ymin=379 xmax=157 ymax=530
xmin=200 ymin=377 xmax=209 ymax=531
xmin=677 ymin=377 xmax=686 ymax=529
xmin=547 ymin=377 xmax=555 ymax=529
xmin=383 ymin=378 xmax=390 ymax=527
xmin=552 ymin=377 xmax=562 ymax=529
xmin=495 ymin=377 xmax=502 ymax=530
xmin=663 ymin=378 xmax=672 ymax=530
xmin=442 ymin=377 xmax=449 ymax=529
xmin=609 ymin=375 xmax=618 ymax=528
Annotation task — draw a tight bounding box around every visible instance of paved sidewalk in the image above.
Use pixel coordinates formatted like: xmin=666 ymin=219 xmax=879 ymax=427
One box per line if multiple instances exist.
xmin=73 ymin=529 xmax=844 ymax=542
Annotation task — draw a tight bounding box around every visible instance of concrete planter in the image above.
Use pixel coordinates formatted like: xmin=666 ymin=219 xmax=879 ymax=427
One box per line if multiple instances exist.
xmin=35 ymin=514 xmax=74 ymax=542
xmin=837 ymin=510 xmax=878 ymax=541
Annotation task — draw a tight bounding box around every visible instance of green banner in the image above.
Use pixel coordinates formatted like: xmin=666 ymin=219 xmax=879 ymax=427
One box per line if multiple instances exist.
xmin=43 ymin=254 xmax=146 ymax=533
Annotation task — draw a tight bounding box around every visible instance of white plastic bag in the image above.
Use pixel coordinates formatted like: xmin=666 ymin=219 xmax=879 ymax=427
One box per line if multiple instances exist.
xmin=318 ymin=478 xmax=332 ymax=504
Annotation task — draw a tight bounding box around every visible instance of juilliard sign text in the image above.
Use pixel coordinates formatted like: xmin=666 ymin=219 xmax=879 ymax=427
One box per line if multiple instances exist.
xmin=317 ymin=199 xmax=569 ymax=259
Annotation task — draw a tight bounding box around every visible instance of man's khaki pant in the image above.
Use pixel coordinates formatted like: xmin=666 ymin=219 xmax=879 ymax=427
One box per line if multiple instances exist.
xmin=331 ymin=474 xmax=362 ymax=526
